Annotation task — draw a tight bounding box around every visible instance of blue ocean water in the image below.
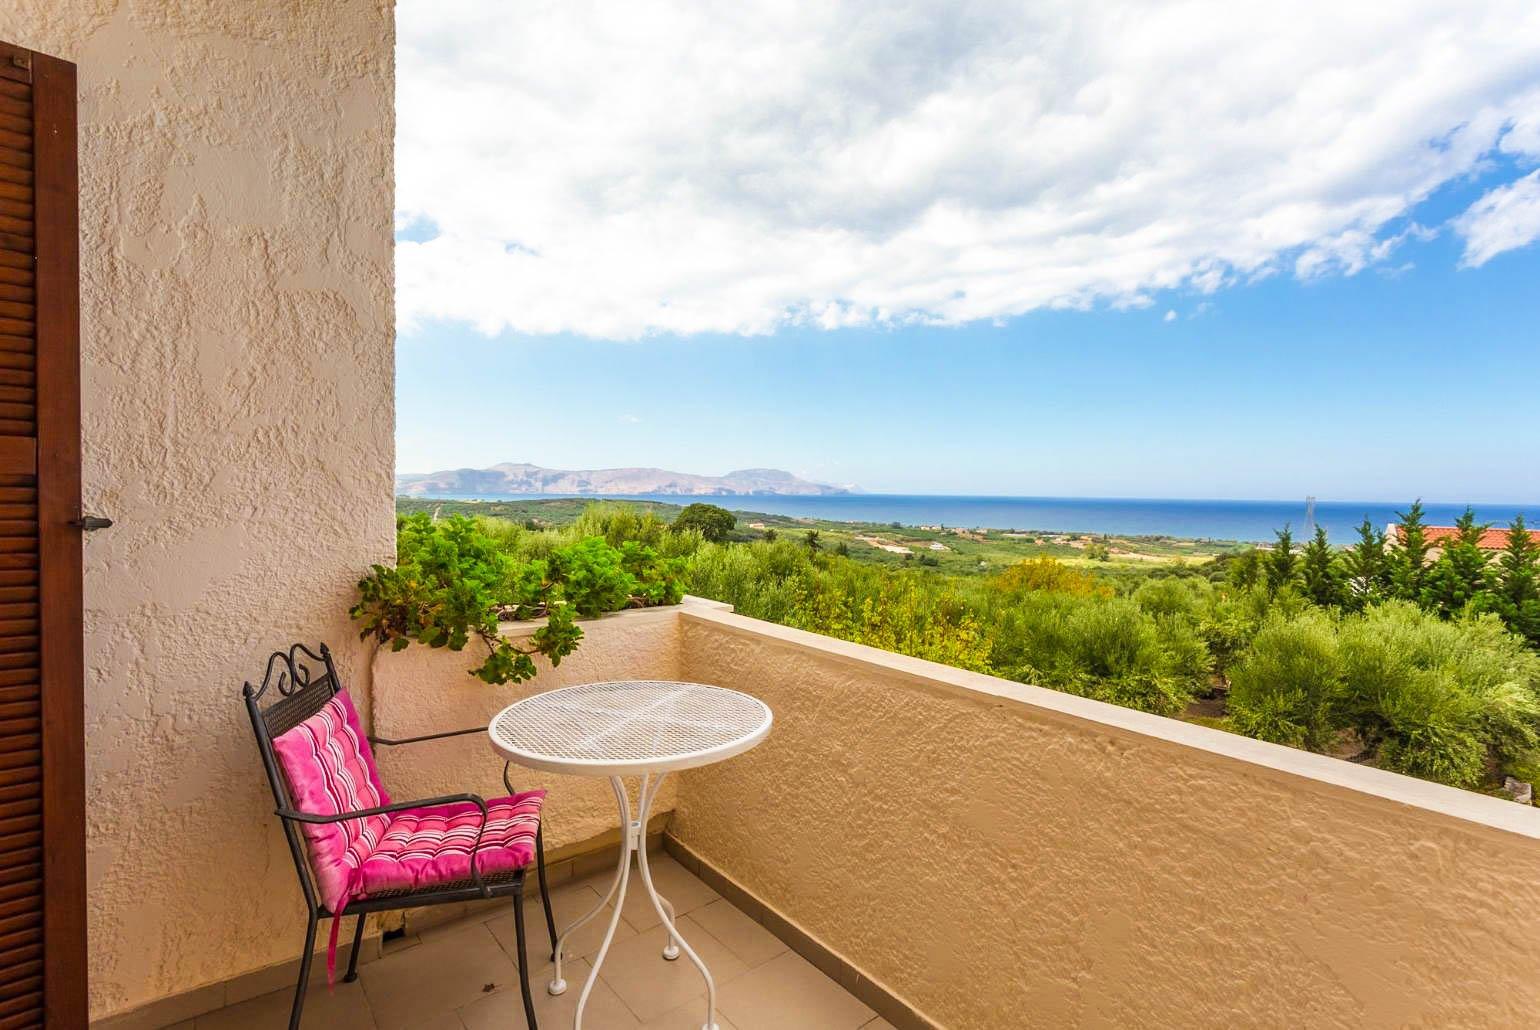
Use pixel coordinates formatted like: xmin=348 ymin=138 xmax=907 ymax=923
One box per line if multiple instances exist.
xmin=423 ymin=492 xmax=1537 ymax=544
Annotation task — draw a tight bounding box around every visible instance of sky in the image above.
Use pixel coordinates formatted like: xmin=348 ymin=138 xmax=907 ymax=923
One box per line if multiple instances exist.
xmin=394 ymin=1 xmax=1540 ymax=502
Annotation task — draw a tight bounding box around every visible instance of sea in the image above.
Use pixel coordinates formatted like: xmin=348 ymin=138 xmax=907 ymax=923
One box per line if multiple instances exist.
xmin=420 ymin=493 xmax=1538 ymax=545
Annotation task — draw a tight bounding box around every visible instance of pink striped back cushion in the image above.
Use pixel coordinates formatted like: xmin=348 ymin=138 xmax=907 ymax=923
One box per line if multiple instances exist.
xmin=271 ymin=690 xmax=391 ymax=910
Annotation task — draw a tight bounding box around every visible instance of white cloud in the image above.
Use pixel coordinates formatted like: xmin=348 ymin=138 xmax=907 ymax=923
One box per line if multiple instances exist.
xmin=1454 ymin=170 xmax=1540 ymax=266
xmin=1163 ymin=310 xmax=1177 ymax=323
xmin=396 ymin=1 xmax=1540 ymax=339
xmin=1451 ymin=101 xmax=1540 ymax=267
xmin=1294 ymin=223 xmax=1437 ymax=280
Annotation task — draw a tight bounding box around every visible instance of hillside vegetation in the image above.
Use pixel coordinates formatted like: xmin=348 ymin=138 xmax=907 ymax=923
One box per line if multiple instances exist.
xmin=370 ymin=498 xmax=1540 ymax=800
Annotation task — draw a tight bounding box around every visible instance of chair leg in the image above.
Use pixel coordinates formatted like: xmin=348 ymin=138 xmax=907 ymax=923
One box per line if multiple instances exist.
xmin=343 ymin=912 xmax=367 ymax=983
xmin=535 ymin=824 xmax=557 ymax=960
xmin=290 ymin=912 xmax=319 ymax=1030
xmin=513 ymin=885 xmax=540 ymax=1030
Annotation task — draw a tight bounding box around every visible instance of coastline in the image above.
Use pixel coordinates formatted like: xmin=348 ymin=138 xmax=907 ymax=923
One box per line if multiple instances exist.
xmin=396 ymin=492 xmax=1537 ymax=544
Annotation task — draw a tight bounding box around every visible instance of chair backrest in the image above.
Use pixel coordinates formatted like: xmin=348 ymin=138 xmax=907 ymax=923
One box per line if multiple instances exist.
xmin=243 ymin=642 xmax=345 ymax=912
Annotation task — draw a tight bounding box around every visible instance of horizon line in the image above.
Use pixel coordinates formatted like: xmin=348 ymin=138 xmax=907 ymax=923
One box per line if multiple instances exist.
xmin=395 ymin=490 xmax=1540 ymax=509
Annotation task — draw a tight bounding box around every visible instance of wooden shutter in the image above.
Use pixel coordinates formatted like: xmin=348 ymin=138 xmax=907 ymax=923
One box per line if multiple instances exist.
xmin=0 ymin=40 xmax=84 ymax=1029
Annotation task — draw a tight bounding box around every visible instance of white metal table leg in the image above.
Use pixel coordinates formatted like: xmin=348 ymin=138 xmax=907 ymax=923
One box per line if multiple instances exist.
xmin=547 ymin=810 xmax=629 ymax=996
xmin=638 ymin=774 xmax=684 ymax=961
xmin=635 ymin=772 xmax=717 ymax=1030
xmin=659 ymin=892 xmax=681 ymax=960
xmin=550 ymin=774 xmax=717 ymax=1030
xmin=554 ymin=778 xmax=633 ymax=1030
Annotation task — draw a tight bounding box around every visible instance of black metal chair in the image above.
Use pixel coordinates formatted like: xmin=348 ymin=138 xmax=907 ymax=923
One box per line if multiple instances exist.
xmin=243 ymin=642 xmax=557 ymax=1029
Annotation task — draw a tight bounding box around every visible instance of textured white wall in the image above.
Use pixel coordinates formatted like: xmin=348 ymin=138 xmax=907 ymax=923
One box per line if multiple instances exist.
xmin=0 ymin=2 xmax=396 ymax=1018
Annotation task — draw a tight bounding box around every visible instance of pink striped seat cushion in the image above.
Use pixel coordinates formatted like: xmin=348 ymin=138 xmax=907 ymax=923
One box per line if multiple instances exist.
xmin=358 ymin=792 xmax=545 ymax=896
xmin=270 ymin=690 xmax=391 ymax=913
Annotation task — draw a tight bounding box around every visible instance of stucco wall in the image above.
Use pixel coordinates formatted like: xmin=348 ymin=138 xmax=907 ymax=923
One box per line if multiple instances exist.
xmin=372 ymin=606 xmax=690 ymax=848
xmin=0 ymin=2 xmax=396 ymax=1019
xmin=673 ymin=607 xmax=1540 ymax=1029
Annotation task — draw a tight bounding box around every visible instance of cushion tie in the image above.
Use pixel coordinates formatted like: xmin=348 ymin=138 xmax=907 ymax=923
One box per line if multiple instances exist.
xmin=326 ymin=897 xmax=347 ymax=987
xmin=325 ymin=865 xmax=364 ymax=988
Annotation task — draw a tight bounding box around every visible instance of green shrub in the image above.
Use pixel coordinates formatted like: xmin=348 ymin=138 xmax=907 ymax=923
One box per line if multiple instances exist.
xmin=684 ymin=540 xmax=813 ymax=624
xmin=1337 ymin=603 xmax=1540 ymax=787
xmin=1227 ymin=609 xmax=1340 ymax=750
xmin=351 ymin=514 xmax=582 ymax=684
xmin=550 ymin=537 xmax=634 ymax=616
xmin=1134 ymin=577 xmax=1206 ymax=619
xmin=1225 ymin=601 xmax=1540 ymax=788
xmin=986 ymin=593 xmax=1204 ymax=716
xmin=353 ymin=512 xmax=685 ymax=684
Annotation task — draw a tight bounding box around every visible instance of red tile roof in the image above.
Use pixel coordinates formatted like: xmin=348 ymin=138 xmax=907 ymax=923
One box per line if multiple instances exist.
xmin=1389 ymin=524 xmax=1540 ymax=551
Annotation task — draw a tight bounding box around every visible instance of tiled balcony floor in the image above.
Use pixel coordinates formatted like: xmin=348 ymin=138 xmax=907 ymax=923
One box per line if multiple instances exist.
xmin=183 ymin=855 xmax=888 ymax=1030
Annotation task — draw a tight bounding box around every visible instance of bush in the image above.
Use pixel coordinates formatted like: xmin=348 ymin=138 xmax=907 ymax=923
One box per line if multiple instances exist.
xmin=1227 ymin=609 xmax=1340 ymax=749
xmin=550 ymin=537 xmax=635 ymax=616
xmin=351 ymin=514 xmax=581 ymax=684
xmin=353 ymin=512 xmax=684 ymax=684
xmin=1337 ymin=603 xmax=1540 ymax=787
xmin=990 ymin=557 xmax=1110 ymax=598
xmin=684 ymin=540 xmax=812 ymax=624
xmin=1133 ymin=577 xmax=1206 ymax=619
xmin=987 ymin=593 xmax=1204 ymax=716
xmin=1226 ymin=601 xmax=1540 ymax=788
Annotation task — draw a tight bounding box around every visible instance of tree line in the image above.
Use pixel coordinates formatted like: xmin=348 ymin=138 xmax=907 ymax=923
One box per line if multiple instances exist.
xmin=1224 ymin=502 xmax=1539 ymax=647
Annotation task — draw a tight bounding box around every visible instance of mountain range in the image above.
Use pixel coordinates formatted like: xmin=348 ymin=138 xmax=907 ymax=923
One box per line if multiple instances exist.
xmin=395 ymin=462 xmax=856 ymax=497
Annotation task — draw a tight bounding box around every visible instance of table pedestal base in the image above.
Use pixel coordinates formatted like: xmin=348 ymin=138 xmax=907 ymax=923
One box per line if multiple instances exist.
xmin=548 ymin=772 xmax=718 ymax=1030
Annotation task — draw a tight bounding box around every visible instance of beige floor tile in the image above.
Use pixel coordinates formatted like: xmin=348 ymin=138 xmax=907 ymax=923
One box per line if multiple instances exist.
xmin=684 ymin=900 xmax=786 ymax=969
xmin=383 ymin=932 xmax=424 ymax=955
xmin=717 ymin=951 xmax=875 ymax=1030
xmin=596 ymin=919 xmax=747 ymax=1022
xmin=859 ymin=1019 xmax=897 ymax=1030
xmin=359 ymin=921 xmax=518 ymax=1030
xmin=486 ymin=880 xmax=641 ymax=973
xmin=418 ymin=907 xmax=495 ymax=944
xmin=407 ymin=1014 xmax=466 ymax=1030
xmin=639 ymin=996 xmax=743 ymax=1030
xmin=194 ymin=979 xmax=375 ymax=1029
xmin=458 ymin=958 xmax=640 ymax=1030
xmin=616 ymin=856 xmax=720 ymax=931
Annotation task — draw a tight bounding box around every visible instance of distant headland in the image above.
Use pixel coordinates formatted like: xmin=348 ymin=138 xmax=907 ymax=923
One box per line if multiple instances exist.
xmin=394 ymin=462 xmax=857 ymax=497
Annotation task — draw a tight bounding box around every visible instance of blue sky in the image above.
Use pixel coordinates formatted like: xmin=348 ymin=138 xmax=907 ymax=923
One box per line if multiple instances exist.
xmin=394 ymin=3 xmax=1540 ymax=503
xmin=398 ymin=166 xmax=1538 ymax=501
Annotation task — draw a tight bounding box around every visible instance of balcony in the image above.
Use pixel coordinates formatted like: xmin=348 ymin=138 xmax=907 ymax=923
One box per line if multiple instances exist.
xmin=20 ymin=2 xmax=1539 ymax=1027
xmin=104 ymin=597 xmax=1540 ymax=1029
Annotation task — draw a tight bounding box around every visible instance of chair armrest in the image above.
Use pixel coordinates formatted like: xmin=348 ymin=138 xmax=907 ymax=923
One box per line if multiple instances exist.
xmin=368 ymin=726 xmax=485 ymax=747
xmin=275 ymin=792 xmax=488 ymax=825
xmin=275 ymin=793 xmax=495 ymax=897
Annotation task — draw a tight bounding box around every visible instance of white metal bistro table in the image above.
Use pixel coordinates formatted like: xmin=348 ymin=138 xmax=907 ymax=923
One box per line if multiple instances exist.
xmin=489 ymin=680 xmax=773 ymax=1030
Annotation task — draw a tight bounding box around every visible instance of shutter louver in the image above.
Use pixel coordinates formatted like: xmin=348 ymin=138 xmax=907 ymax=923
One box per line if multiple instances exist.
xmin=0 ymin=37 xmax=82 ymax=1029
xmin=0 ymin=49 xmax=41 ymax=1030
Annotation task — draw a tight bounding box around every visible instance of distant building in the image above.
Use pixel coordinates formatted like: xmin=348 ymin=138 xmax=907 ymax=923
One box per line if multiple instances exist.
xmin=1386 ymin=523 xmax=1539 ymax=562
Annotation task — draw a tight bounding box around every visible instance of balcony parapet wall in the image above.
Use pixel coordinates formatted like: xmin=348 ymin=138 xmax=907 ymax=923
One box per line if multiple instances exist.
xmin=672 ymin=606 xmax=1540 ymax=1029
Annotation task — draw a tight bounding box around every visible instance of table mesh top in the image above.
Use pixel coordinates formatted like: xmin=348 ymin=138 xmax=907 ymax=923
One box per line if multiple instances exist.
xmin=491 ymin=681 xmax=771 ymax=768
